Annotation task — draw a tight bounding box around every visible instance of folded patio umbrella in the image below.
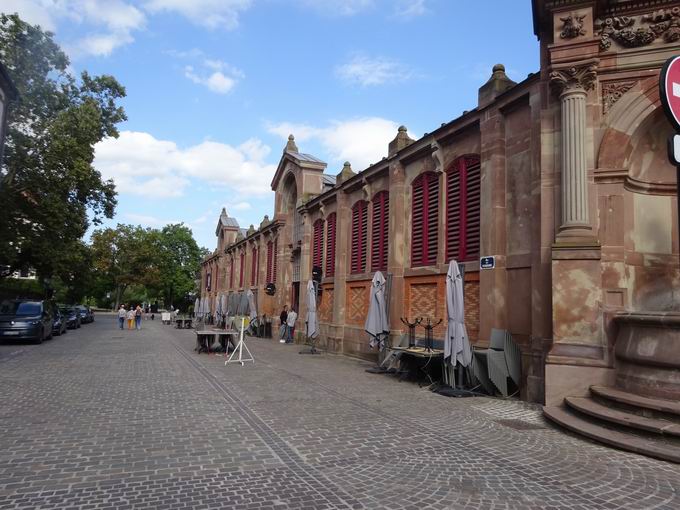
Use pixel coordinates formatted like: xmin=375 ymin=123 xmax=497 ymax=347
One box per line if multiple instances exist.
xmin=445 ymin=260 xmax=471 ymax=368
xmin=194 ymin=297 xmax=200 ymax=317
xmin=247 ymin=289 xmax=257 ymax=321
xmin=365 ymin=271 xmax=389 ymax=349
xmin=305 ymin=280 xmax=319 ymax=339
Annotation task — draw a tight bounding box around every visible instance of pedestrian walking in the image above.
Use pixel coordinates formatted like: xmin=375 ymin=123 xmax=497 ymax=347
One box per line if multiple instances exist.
xmin=135 ymin=305 xmax=142 ymax=330
xmin=127 ymin=307 xmax=135 ymax=330
xmin=279 ymin=305 xmax=288 ymax=343
xmin=117 ymin=305 xmax=126 ymax=330
xmin=286 ymin=307 xmax=297 ymax=344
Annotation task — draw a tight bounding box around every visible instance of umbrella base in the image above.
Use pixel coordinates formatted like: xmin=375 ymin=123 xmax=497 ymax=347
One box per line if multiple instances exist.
xmin=365 ymin=366 xmax=388 ymax=374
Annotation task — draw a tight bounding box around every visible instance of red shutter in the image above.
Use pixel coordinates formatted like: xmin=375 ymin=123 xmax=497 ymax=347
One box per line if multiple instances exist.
xmin=464 ymin=157 xmax=481 ymax=261
xmin=250 ymin=246 xmax=257 ymax=286
xmin=266 ymin=241 xmax=273 ymax=284
xmin=412 ymin=173 xmax=439 ymax=267
xmin=229 ymin=257 xmax=234 ymax=288
xmin=446 ymin=162 xmax=462 ymax=261
xmin=371 ymin=191 xmax=389 ymax=271
xmin=273 ymin=238 xmax=278 ymax=283
xmin=255 ymin=245 xmax=260 ymax=285
xmin=313 ymin=219 xmax=324 ymax=269
xmin=351 ymin=201 xmax=368 ymax=274
xmin=325 ymin=213 xmax=336 ymax=277
xmin=239 ymin=252 xmax=245 ymax=287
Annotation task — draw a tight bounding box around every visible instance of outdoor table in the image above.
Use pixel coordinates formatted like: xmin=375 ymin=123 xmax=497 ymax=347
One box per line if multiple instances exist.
xmin=194 ymin=329 xmax=239 ymax=354
xmin=175 ymin=318 xmax=193 ymax=329
xmin=388 ymin=346 xmax=445 ymax=386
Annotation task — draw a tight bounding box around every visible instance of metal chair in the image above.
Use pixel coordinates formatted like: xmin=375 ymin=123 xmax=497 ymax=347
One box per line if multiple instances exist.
xmin=471 ymin=329 xmax=521 ymax=397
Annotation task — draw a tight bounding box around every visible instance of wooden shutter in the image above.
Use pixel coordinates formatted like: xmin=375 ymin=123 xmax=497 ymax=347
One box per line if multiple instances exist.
xmin=371 ymin=191 xmax=389 ymax=271
xmin=412 ymin=173 xmax=439 ymax=267
xmin=313 ymin=219 xmax=324 ymax=269
xmin=464 ymin=157 xmax=481 ymax=261
xmin=446 ymin=156 xmax=480 ymax=262
xmin=250 ymin=246 xmax=257 ymax=286
xmin=229 ymin=257 xmax=234 ymax=288
xmin=266 ymin=241 xmax=273 ymax=284
xmin=325 ymin=213 xmax=336 ymax=277
xmin=239 ymin=252 xmax=245 ymax=287
xmin=351 ymin=201 xmax=368 ymax=274
xmin=273 ymin=238 xmax=278 ymax=283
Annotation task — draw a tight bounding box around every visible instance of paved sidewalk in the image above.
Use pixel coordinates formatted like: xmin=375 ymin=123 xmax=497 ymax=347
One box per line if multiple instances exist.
xmin=0 ymin=316 xmax=678 ymax=509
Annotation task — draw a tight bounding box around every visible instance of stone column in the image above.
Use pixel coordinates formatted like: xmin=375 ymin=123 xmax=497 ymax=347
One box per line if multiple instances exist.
xmin=550 ymin=60 xmax=597 ymax=241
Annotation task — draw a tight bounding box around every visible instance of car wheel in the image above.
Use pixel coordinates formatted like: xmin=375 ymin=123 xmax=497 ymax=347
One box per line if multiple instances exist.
xmin=35 ymin=328 xmax=44 ymax=344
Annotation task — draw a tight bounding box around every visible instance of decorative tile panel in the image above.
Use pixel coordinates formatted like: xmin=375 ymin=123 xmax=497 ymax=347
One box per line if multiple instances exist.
xmin=347 ymin=284 xmax=369 ymax=326
xmin=319 ymin=288 xmax=334 ymax=323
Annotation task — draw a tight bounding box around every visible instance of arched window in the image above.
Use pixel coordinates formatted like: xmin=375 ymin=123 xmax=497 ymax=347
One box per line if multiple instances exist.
xmin=266 ymin=241 xmax=273 ymax=284
xmin=313 ymin=219 xmax=324 ymax=269
xmin=446 ymin=156 xmax=481 ymax=262
xmin=239 ymin=251 xmax=245 ymax=287
xmin=273 ymin=238 xmax=278 ymax=283
xmin=371 ymin=191 xmax=389 ymax=271
xmin=351 ymin=200 xmax=368 ymax=274
xmin=325 ymin=213 xmax=336 ymax=277
xmin=411 ymin=172 xmax=440 ymax=267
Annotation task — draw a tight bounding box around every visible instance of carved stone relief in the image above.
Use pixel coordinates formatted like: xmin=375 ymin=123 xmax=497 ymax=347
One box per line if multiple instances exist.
xmin=602 ymin=80 xmax=637 ymax=114
xmin=561 ymin=13 xmax=587 ymax=39
xmin=596 ymin=8 xmax=680 ymax=51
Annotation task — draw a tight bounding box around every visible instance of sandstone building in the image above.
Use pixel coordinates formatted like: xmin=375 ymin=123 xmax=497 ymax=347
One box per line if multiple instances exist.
xmin=201 ymin=0 xmax=680 ymax=421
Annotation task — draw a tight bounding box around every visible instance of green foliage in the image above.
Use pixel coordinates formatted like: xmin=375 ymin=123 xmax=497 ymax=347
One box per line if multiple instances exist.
xmin=0 ymin=14 xmax=125 ymax=280
xmin=155 ymin=224 xmax=203 ymax=308
xmin=0 ymin=277 xmax=45 ymax=300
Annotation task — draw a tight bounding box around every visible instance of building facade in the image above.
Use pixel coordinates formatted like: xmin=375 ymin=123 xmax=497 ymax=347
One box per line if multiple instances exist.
xmin=201 ymin=0 xmax=680 ymax=406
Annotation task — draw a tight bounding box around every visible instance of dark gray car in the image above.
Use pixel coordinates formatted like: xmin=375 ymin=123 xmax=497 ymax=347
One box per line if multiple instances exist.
xmin=0 ymin=300 xmax=53 ymax=344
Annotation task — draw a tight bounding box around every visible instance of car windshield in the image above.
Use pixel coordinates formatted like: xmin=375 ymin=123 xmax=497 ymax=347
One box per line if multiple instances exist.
xmin=0 ymin=300 xmax=41 ymax=316
xmin=60 ymin=308 xmax=73 ymax=314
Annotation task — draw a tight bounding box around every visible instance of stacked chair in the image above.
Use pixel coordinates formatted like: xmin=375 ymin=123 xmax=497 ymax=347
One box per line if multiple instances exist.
xmin=471 ymin=328 xmax=521 ymax=397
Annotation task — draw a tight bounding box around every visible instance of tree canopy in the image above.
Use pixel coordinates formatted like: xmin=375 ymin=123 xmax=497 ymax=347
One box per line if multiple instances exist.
xmin=0 ymin=14 xmax=126 ymax=282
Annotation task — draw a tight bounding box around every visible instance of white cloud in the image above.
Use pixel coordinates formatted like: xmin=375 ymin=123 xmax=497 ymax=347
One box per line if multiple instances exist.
xmin=143 ymin=0 xmax=252 ymax=29
xmin=297 ymin=0 xmax=374 ymax=16
xmin=231 ymin=201 xmax=252 ymax=211
xmin=394 ymin=0 xmax=428 ymax=19
xmin=0 ymin=0 xmax=146 ymax=57
xmin=184 ymin=66 xmax=237 ymax=94
xmin=171 ymin=52 xmax=244 ymax=94
xmin=125 ymin=213 xmax=181 ymax=226
xmin=94 ymin=131 xmax=277 ymax=198
xmin=268 ymin=117 xmax=409 ymax=171
xmin=335 ymin=54 xmax=413 ymax=87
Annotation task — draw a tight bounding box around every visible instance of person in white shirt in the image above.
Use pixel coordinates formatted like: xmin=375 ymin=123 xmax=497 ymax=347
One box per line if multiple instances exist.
xmin=117 ymin=305 xmax=126 ymax=330
xmin=285 ymin=308 xmax=297 ymax=344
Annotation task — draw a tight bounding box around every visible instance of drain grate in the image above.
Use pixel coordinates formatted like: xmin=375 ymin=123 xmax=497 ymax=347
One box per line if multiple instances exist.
xmin=495 ymin=419 xmax=547 ymax=431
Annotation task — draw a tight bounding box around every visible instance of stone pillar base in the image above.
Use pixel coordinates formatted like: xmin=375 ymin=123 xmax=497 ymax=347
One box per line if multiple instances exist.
xmin=545 ymin=364 xmax=616 ymax=407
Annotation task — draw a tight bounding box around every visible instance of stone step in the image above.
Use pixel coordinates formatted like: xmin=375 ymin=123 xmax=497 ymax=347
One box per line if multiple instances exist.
xmin=543 ymin=406 xmax=680 ymax=464
xmin=565 ymin=397 xmax=680 ymax=437
xmin=590 ymin=385 xmax=680 ymax=417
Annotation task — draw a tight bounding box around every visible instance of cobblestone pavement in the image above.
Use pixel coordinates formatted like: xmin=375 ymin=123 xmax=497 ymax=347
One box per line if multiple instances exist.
xmin=0 ymin=316 xmax=678 ymax=509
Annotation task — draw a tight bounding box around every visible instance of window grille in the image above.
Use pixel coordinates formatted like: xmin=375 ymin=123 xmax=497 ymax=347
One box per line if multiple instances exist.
xmin=293 ymin=212 xmax=303 ymax=245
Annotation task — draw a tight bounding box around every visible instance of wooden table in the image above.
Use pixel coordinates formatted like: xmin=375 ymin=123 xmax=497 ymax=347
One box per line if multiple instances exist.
xmin=195 ymin=329 xmax=239 ymax=354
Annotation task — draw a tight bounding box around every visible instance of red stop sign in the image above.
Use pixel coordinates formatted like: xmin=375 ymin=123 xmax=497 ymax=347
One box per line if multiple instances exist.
xmin=660 ymin=56 xmax=680 ymax=130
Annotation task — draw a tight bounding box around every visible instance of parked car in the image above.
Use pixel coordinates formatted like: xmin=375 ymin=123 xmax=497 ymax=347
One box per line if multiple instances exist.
xmin=60 ymin=306 xmax=81 ymax=329
xmin=0 ymin=299 xmax=54 ymax=343
xmin=51 ymin=305 xmax=67 ymax=336
xmin=74 ymin=305 xmax=93 ymax=324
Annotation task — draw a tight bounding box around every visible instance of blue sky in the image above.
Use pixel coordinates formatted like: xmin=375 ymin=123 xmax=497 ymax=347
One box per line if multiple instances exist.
xmin=2 ymin=0 xmax=539 ymax=250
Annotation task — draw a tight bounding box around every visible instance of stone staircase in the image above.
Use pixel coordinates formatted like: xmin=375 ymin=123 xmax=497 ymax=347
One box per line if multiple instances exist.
xmin=544 ymin=385 xmax=680 ymax=463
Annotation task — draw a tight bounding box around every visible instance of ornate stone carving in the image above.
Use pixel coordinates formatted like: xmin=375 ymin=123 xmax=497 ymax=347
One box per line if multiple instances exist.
xmin=560 ymin=13 xmax=587 ymax=39
xmin=550 ymin=62 xmax=598 ymax=95
xmin=596 ymin=8 xmax=680 ymax=50
xmin=602 ymin=80 xmax=637 ymax=114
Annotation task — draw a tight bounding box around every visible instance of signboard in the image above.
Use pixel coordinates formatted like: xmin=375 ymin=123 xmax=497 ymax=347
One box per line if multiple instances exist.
xmin=659 ymin=56 xmax=680 ymax=265
xmin=480 ymin=256 xmax=495 ymax=270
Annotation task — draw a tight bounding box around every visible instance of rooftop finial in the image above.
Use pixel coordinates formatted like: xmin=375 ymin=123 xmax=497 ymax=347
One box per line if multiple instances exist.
xmin=285 ymin=134 xmax=299 ymax=153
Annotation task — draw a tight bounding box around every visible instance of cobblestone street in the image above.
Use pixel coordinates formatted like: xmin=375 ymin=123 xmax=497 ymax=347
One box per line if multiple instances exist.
xmin=0 ymin=315 xmax=678 ymax=509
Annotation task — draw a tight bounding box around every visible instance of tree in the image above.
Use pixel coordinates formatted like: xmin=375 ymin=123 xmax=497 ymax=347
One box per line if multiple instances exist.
xmin=90 ymin=225 xmax=158 ymax=310
xmin=155 ymin=224 xmax=203 ymax=308
xmin=0 ymin=14 xmax=126 ymax=281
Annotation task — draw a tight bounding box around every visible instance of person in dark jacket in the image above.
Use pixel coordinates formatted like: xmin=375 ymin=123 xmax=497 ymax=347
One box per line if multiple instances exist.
xmin=279 ymin=305 xmax=288 ymax=343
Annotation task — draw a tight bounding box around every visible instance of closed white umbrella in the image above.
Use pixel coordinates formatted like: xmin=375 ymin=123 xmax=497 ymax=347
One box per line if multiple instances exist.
xmin=246 ymin=289 xmax=257 ymax=321
xmin=220 ymin=294 xmax=227 ymax=318
xmin=238 ymin=292 xmax=249 ymax=315
xmin=305 ymin=280 xmax=318 ymax=339
xmin=365 ymin=271 xmax=389 ymax=349
xmin=215 ymin=293 xmax=223 ymax=318
xmin=194 ymin=297 xmax=200 ymax=317
xmin=445 ymin=260 xmax=471 ymax=368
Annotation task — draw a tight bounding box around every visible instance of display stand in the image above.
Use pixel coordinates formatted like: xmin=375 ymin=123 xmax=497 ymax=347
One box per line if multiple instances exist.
xmin=225 ymin=317 xmax=254 ymax=366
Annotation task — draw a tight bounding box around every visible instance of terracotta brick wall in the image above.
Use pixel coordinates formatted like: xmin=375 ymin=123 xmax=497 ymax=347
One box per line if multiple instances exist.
xmin=464 ymin=276 xmax=480 ymax=343
xmin=346 ymin=281 xmax=370 ymax=326
xmin=404 ymin=275 xmax=447 ymax=339
xmin=319 ymin=287 xmax=334 ymax=323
